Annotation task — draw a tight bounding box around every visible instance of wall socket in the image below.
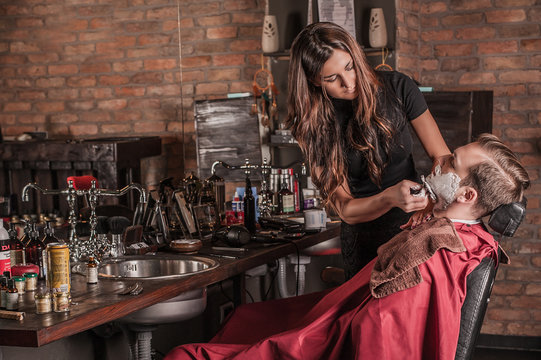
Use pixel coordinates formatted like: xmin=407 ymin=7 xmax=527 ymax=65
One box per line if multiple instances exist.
xmin=219 ymin=301 xmax=234 ymax=324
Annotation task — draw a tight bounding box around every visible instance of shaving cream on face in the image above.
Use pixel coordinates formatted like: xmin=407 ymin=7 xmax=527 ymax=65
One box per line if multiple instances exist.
xmin=425 ymin=165 xmax=462 ymax=210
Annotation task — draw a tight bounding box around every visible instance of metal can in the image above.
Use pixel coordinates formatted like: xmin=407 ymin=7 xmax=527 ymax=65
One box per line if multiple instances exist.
xmin=46 ymin=243 xmax=71 ymax=293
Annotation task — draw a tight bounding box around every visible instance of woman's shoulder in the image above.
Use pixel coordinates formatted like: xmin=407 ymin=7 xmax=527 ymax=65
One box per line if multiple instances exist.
xmin=376 ymin=70 xmax=418 ymax=89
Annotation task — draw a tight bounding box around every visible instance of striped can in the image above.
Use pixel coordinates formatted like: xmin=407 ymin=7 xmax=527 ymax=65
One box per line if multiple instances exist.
xmin=46 ymin=243 xmax=71 ymax=293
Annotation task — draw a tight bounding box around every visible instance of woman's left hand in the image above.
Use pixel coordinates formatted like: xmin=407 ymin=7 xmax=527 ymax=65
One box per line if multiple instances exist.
xmin=400 ymin=201 xmax=434 ymax=230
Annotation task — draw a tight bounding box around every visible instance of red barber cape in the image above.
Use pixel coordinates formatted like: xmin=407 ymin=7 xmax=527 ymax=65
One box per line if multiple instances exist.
xmin=165 ymin=222 xmax=498 ymax=360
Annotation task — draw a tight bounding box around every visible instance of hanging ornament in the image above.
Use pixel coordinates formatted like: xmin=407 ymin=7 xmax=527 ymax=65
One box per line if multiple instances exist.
xmin=252 ymin=66 xmax=279 ymax=128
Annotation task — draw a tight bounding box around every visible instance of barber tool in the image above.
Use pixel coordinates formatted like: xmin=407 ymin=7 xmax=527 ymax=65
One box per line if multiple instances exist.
xmin=410 ymin=175 xmax=437 ymax=202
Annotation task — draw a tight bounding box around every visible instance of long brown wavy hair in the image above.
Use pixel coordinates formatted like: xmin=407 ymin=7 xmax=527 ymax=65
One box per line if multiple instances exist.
xmin=285 ymin=22 xmax=395 ymax=202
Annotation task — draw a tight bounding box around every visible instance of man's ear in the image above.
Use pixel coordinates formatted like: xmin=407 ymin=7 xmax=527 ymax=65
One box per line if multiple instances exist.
xmin=456 ymin=186 xmax=477 ymax=204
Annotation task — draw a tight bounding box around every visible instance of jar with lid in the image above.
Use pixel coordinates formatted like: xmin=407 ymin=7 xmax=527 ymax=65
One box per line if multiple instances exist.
xmin=53 ymin=291 xmax=70 ymax=312
xmin=13 ymin=276 xmax=25 ymax=294
xmin=24 ymin=272 xmax=38 ymax=291
xmin=34 ymin=291 xmax=52 ymax=314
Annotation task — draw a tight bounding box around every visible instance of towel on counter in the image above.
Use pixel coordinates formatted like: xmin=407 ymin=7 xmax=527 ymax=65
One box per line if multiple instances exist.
xmin=370 ymin=217 xmax=466 ymax=298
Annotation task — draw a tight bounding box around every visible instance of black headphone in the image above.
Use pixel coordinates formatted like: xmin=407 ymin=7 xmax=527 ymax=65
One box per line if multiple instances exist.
xmin=213 ymin=225 xmax=252 ymax=247
xmin=488 ymin=197 xmax=527 ymax=237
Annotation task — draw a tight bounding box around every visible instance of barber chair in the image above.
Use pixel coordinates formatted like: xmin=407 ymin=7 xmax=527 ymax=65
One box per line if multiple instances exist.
xmin=454 ymin=199 xmax=526 ymax=360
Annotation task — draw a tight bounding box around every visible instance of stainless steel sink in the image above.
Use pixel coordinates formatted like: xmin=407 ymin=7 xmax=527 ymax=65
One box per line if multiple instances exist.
xmin=98 ymin=255 xmax=218 ymax=280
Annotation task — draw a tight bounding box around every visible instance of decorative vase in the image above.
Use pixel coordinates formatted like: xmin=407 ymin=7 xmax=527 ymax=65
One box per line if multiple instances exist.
xmin=262 ymin=15 xmax=279 ymax=53
xmin=369 ymin=8 xmax=387 ymax=48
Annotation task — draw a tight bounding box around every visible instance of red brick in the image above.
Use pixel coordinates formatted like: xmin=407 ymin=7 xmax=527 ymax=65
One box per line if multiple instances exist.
xmin=207 ymin=26 xmax=238 ymax=39
xmin=458 ymin=72 xmax=497 ymax=85
xmin=49 ymin=113 xmax=78 ymax=124
xmin=15 ymin=17 xmax=44 ymax=27
xmin=521 ymin=39 xmax=541 ymax=52
xmin=180 ymin=28 xmax=205 ymax=42
xmin=115 ymin=86 xmax=145 ymax=97
xmin=493 ymin=112 xmax=527 ymax=125
xmin=0 ymin=114 xmax=15 ymax=124
xmin=3 ymin=125 xmax=35 ymax=136
xmin=0 ymin=55 xmax=26 ymax=65
xmin=441 ymin=13 xmax=484 ymax=26
xmin=224 ymin=0 xmax=258 ymax=11
xmin=113 ymin=60 xmax=143 ymax=72
xmin=3 ymin=102 xmax=31 ymax=112
xmin=144 ymin=59 xmax=177 ymax=71
xmin=491 ymin=84 xmax=527 ymax=97
xmin=114 ymin=110 xmax=142 ymax=122
xmin=138 ymin=34 xmax=170 ymax=46
xmin=486 ymin=9 xmax=526 ymax=23
xmin=126 ymin=48 xmax=161 ymax=58
xmin=99 ymin=75 xmax=130 ymax=86
xmin=114 ymin=9 xmax=145 ymax=21
xmin=48 ymin=89 xmax=79 ymax=100
xmin=231 ymin=13 xmax=263 ymax=24
xmin=455 ymin=27 xmax=496 ymax=40
xmin=198 ymin=14 xmax=231 ymax=26
xmin=492 ymin=282 xmax=524 ymax=296
xmin=32 ymin=4 xmax=63 ymax=16
xmin=16 ymin=66 xmax=45 ymax=77
xmin=27 ymin=53 xmax=59 ymax=63
xmin=495 ymin=0 xmax=537 ymax=6
xmin=146 ymin=84 xmax=180 ymax=96
xmin=498 ymin=24 xmax=540 ymax=38
xmin=80 ymin=88 xmax=113 ymax=99
xmin=434 ymin=43 xmax=473 ymax=56
xmin=478 ymin=41 xmax=518 ymax=54
xmin=500 ymin=70 xmax=541 ymax=83
xmin=67 ymin=101 xmax=94 ymax=111
xmin=441 ymin=58 xmax=479 ymax=72
xmin=450 ymin=0 xmax=492 ymax=10
xmin=80 ymin=63 xmax=112 ymax=73
xmin=89 ymin=18 xmax=111 ymax=30
xmin=35 ymin=101 xmax=64 ymax=112
xmin=101 ymin=124 xmax=132 ymax=134
xmin=510 ymin=98 xmax=541 ymax=111
xmin=182 ymin=56 xmax=212 ymax=69
xmin=229 ymin=81 xmax=252 ymax=93
xmin=483 ymin=56 xmax=527 ymax=70
xmin=48 ymin=64 xmax=78 ymax=75
xmin=146 ymin=6 xmax=178 ymax=20
xmin=80 ymin=112 xmax=111 ymax=123
xmin=10 ymin=41 xmax=40 ymax=53
xmin=97 ymin=99 xmax=128 ymax=111
xmin=69 ymin=124 xmax=98 ymax=137
xmin=67 ymin=76 xmax=97 ymax=87
xmin=213 ymin=54 xmax=245 ymax=67
xmin=18 ymin=90 xmax=46 ymax=100
xmin=64 ymin=44 xmax=95 ymax=56
xmin=230 ymin=39 xmax=260 ymax=52
xmin=420 ymin=29 xmax=454 ymax=41
xmin=134 ymin=121 xmax=166 ymax=133
xmin=18 ymin=114 xmax=45 ymax=124
xmin=420 ymin=73 xmax=456 ymax=86
xmin=130 ymin=72 xmax=162 ymax=84
xmin=195 ymin=82 xmax=228 ymax=95
xmin=162 ymin=20 xmax=179 ymax=32
xmin=420 ymin=2 xmax=447 ymax=14
xmin=420 ymin=17 xmax=439 ymax=28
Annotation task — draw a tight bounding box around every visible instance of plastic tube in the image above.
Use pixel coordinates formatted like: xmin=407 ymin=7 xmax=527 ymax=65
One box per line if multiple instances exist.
xmin=277 ymin=256 xmax=310 ymax=298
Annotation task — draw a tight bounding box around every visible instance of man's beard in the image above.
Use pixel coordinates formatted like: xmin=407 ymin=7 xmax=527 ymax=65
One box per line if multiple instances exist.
xmin=425 ymin=165 xmax=462 ymax=210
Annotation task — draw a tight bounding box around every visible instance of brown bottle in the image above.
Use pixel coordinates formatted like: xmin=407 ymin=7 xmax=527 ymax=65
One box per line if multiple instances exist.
xmin=277 ymin=175 xmax=295 ymax=215
xmin=5 ymin=278 xmax=18 ymax=310
xmin=86 ymin=256 xmax=98 ymax=284
xmin=25 ymin=223 xmax=45 ymax=280
xmin=8 ymin=221 xmax=25 ymax=266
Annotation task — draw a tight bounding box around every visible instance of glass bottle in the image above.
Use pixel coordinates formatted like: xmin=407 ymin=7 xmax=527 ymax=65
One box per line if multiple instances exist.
xmin=8 ymin=221 xmax=25 ymax=266
xmin=41 ymin=219 xmax=59 ymax=284
xmin=258 ymin=180 xmax=274 ymax=218
xmin=0 ymin=276 xmax=7 ymax=309
xmin=243 ymin=178 xmax=256 ymax=233
xmin=86 ymin=256 xmax=98 ymax=284
xmin=5 ymin=279 xmax=18 ymax=310
xmin=277 ymin=175 xmax=295 ymax=215
xmin=25 ymin=223 xmax=45 ymax=280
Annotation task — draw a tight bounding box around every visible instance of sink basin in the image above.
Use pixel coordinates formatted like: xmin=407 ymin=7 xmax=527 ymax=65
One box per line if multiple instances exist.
xmin=98 ymin=255 xmax=218 ymax=280
xmin=119 ymin=288 xmax=207 ymax=325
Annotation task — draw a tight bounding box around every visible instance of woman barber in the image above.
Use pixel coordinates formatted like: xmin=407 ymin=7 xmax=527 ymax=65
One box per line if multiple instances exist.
xmin=285 ymin=22 xmax=451 ymax=279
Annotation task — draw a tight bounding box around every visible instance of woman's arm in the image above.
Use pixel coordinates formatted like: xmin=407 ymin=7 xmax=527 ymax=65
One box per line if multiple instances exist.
xmin=410 ymin=109 xmax=451 ymax=162
xmin=331 ymin=178 xmax=429 ymax=225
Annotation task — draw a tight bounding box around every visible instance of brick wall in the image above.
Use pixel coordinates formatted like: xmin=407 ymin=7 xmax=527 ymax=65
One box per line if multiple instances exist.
xmin=0 ymin=0 xmax=264 ymax=187
xmin=397 ymin=0 xmax=541 ymax=337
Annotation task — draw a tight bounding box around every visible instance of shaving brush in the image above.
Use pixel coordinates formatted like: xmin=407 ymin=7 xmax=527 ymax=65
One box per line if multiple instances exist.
xmin=107 ymin=216 xmax=131 ymax=257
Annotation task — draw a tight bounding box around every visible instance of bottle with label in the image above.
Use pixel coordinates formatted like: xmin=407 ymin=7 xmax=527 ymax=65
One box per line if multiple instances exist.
xmin=0 ymin=219 xmax=10 ymax=276
xmin=25 ymin=223 xmax=45 ymax=280
xmin=0 ymin=276 xmax=7 ymax=309
xmin=8 ymin=221 xmax=25 ymax=266
xmin=86 ymin=256 xmax=98 ymax=284
xmin=5 ymin=279 xmax=18 ymax=310
xmin=277 ymin=174 xmax=295 ymax=215
xmin=243 ymin=178 xmax=256 ymax=233
xmin=41 ymin=219 xmax=59 ymax=284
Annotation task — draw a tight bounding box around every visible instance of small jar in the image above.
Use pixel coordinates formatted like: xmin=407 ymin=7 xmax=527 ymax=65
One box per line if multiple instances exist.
xmin=53 ymin=291 xmax=70 ymax=313
xmin=24 ymin=272 xmax=38 ymax=291
xmin=35 ymin=292 xmax=52 ymax=314
xmin=13 ymin=276 xmax=25 ymax=294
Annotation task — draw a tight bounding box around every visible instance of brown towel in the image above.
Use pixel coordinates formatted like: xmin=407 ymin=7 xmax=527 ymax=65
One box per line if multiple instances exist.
xmin=370 ymin=217 xmax=466 ymax=298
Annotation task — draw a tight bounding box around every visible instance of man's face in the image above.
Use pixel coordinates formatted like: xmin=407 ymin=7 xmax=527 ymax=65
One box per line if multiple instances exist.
xmin=427 ymin=142 xmax=489 ymax=209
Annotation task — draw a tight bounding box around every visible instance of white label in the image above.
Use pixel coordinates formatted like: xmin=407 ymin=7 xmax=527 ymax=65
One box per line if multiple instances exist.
xmin=87 ymin=267 xmax=98 ymax=284
xmin=283 ymin=194 xmax=294 ymax=213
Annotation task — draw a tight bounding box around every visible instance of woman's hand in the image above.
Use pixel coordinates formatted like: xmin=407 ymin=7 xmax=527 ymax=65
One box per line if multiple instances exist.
xmin=400 ymin=202 xmax=435 ymax=230
xmin=384 ymin=179 xmax=429 ymax=213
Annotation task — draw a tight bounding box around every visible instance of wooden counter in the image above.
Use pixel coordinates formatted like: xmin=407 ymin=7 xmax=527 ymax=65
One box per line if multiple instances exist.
xmin=0 ymin=223 xmax=340 ymax=347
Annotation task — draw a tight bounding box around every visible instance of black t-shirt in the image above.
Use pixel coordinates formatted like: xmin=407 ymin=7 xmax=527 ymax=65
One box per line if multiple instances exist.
xmin=333 ymin=71 xmax=428 ymax=198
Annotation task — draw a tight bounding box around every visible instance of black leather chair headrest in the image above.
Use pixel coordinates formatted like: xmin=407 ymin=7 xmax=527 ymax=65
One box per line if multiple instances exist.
xmin=488 ymin=197 xmax=527 ymax=237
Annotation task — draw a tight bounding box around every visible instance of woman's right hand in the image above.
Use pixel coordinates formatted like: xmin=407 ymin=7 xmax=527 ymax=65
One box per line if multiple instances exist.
xmin=384 ymin=179 xmax=429 ymax=213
